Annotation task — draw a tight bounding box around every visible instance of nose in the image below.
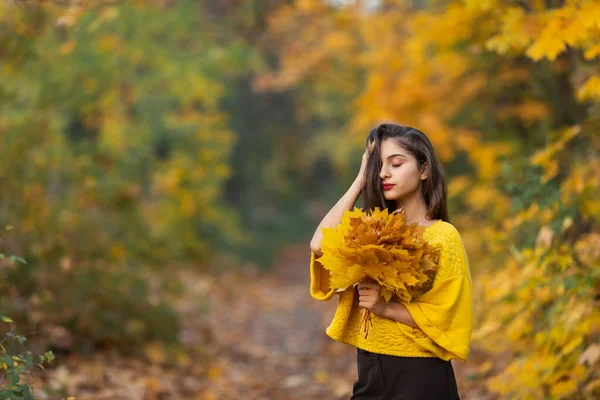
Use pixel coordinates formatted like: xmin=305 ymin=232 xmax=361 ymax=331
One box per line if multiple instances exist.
xmin=379 ymin=166 xmax=390 ymax=180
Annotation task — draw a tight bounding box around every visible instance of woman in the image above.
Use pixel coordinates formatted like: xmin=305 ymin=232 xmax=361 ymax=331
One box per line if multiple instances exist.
xmin=309 ymin=123 xmax=472 ymax=399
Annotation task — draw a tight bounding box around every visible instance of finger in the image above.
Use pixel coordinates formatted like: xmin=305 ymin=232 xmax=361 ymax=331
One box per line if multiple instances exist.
xmin=359 ymin=295 xmax=375 ymax=303
xmin=358 ymin=282 xmax=377 ymax=288
xmin=358 ymin=290 xmax=376 ymax=297
xmin=358 ymin=283 xmax=379 ymax=291
xmin=367 ymin=141 xmax=375 ymax=153
xmin=358 ymin=290 xmax=375 ymax=298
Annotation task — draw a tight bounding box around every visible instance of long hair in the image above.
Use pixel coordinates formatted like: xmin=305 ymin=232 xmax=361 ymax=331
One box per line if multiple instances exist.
xmin=361 ymin=123 xmax=450 ymax=223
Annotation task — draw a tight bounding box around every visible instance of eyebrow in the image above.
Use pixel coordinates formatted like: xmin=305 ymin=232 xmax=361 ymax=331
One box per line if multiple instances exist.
xmin=386 ymin=154 xmax=407 ymax=160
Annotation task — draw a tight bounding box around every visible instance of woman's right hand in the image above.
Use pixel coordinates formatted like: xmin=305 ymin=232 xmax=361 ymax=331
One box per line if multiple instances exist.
xmin=311 ymin=140 xmax=374 ymax=254
xmin=356 ymin=141 xmax=375 ymax=188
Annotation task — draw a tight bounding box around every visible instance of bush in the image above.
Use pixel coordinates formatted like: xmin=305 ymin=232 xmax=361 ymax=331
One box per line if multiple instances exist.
xmin=1 ymin=255 xmax=54 ymax=400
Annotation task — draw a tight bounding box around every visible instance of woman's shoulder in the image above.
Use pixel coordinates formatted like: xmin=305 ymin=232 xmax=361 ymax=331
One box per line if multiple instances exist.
xmin=423 ymin=219 xmax=462 ymax=244
xmin=424 ymin=220 xmax=470 ymax=280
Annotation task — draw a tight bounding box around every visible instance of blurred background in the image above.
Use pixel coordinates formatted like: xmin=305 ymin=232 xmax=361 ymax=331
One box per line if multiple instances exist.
xmin=0 ymin=0 xmax=599 ymax=399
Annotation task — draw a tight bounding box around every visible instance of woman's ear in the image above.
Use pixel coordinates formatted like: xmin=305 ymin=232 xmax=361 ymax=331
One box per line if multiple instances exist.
xmin=420 ymin=163 xmax=428 ymax=180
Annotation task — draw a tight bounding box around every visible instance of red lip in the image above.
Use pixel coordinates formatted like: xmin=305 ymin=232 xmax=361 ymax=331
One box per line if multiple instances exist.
xmin=382 ymin=184 xmax=395 ymax=191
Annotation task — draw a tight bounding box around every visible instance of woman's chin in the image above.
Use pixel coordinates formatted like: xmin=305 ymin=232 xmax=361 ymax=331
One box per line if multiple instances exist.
xmin=383 ymin=191 xmax=397 ymax=200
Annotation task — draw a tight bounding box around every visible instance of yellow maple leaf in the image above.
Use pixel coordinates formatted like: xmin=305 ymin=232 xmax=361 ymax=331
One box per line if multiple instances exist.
xmin=318 ymin=207 xmax=442 ymax=303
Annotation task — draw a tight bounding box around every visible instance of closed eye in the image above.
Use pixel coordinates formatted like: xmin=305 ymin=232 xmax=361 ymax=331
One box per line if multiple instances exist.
xmin=392 ymin=164 xmax=402 ymax=167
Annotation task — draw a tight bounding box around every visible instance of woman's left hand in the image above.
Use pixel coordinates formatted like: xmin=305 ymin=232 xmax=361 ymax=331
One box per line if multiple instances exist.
xmin=358 ymin=281 xmax=387 ymax=317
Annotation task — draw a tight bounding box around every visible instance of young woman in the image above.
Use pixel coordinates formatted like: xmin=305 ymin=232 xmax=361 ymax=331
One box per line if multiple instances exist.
xmin=309 ymin=123 xmax=472 ymax=399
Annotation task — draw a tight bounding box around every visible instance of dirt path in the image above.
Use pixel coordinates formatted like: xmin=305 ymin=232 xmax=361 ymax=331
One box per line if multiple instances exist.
xmin=35 ymin=244 xmax=494 ymax=399
xmin=193 ymin=244 xmax=356 ymax=399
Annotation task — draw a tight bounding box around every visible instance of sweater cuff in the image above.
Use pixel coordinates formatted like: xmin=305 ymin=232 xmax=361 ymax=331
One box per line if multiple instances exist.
xmin=404 ymin=301 xmax=470 ymax=362
xmin=309 ymin=251 xmax=335 ymax=301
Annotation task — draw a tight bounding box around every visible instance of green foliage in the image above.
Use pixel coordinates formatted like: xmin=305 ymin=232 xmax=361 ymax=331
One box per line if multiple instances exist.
xmin=0 ymin=0 xmax=250 ymax=352
xmin=1 ymin=258 xmax=54 ymax=400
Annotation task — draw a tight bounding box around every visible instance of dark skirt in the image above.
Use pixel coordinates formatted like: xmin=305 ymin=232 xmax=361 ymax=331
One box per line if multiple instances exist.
xmin=351 ymin=348 xmax=460 ymax=400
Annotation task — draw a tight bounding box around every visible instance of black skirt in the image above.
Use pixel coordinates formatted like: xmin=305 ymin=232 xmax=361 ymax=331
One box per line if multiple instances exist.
xmin=351 ymin=348 xmax=460 ymax=400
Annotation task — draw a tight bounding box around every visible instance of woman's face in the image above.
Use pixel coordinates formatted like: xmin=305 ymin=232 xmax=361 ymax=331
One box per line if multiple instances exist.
xmin=378 ymin=138 xmax=426 ymax=201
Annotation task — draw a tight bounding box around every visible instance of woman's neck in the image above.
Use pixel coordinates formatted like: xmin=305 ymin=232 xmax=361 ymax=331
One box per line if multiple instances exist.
xmin=395 ymin=193 xmax=429 ymax=225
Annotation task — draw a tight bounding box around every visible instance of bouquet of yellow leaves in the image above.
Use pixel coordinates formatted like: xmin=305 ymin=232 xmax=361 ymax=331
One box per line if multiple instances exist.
xmin=316 ymin=207 xmax=442 ymax=338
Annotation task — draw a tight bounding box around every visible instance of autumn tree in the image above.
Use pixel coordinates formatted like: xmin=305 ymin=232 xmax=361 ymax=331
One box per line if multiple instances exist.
xmin=0 ymin=0 xmax=245 ymax=350
xmin=259 ymin=0 xmax=600 ymax=397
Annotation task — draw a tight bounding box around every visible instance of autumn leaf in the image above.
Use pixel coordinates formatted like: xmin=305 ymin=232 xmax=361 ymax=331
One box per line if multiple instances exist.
xmin=317 ymin=207 xmax=442 ymax=302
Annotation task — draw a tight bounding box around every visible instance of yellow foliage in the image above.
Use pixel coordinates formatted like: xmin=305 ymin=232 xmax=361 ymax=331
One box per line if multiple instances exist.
xmin=207 ymin=365 xmax=222 ymax=380
xmin=317 ymin=207 xmax=442 ymax=304
xmin=295 ymin=0 xmax=324 ymax=13
xmin=584 ymin=43 xmax=600 ymax=60
xmin=475 ymin=233 xmax=600 ymax=398
xmin=463 ymin=0 xmax=499 ymax=12
xmin=549 ymin=379 xmax=577 ymax=398
xmin=261 ymin=1 xmax=600 ymax=396
xmin=576 ymin=76 xmax=600 ymax=101
xmin=60 ymin=40 xmax=77 ymax=55
xmin=97 ymin=35 xmax=123 ymax=54
xmin=447 ymin=176 xmax=470 ymax=198
xmin=485 ymin=7 xmax=530 ymax=54
xmin=468 ymin=142 xmax=513 ymax=181
xmin=313 ymin=370 xmax=327 ymax=383
xmin=144 ymin=341 xmax=167 ymax=365
xmin=526 ymin=18 xmax=566 ymax=61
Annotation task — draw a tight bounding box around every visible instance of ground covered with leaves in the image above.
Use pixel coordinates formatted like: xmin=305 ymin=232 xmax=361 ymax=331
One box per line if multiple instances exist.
xmin=32 ymin=245 xmax=494 ymax=399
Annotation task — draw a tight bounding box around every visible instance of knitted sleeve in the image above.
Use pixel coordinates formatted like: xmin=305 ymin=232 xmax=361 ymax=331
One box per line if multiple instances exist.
xmin=403 ymin=226 xmax=473 ymax=362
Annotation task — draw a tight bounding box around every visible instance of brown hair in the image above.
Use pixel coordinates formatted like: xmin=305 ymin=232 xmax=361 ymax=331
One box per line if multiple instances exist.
xmin=361 ymin=123 xmax=450 ymax=223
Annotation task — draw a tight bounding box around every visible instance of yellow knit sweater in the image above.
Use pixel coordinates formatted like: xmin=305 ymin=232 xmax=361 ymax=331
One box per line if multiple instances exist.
xmin=309 ymin=220 xmax=473 ymax=362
